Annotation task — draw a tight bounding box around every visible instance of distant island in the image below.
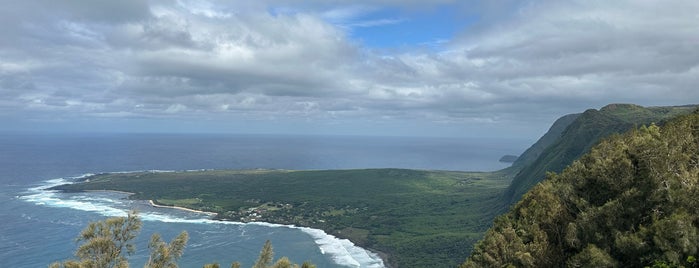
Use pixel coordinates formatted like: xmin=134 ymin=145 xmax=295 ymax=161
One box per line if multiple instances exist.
xmin=50 ymin=104 xmax=699 ymax=268
xmin=498 ymin=155 xmax=518 ymax=163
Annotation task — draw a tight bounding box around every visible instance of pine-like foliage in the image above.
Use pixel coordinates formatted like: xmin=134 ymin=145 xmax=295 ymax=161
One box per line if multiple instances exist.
xmin=463 ymin=110 xmax=699 ymax=267
xmin=51 ymin=214 xmax=314 ymax=268
xmin=145 ymin=231 xmax=189 ymax=268
xmin=253 ymin=240 xmax=274 ymax=268
xmin=50 ymin=211 xmax=142 ymax=268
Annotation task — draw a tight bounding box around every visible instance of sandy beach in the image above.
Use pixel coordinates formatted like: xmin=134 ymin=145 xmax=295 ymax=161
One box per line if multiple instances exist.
xmin=80 ymin=190 xmax=218 ymax=216
xmin=148 ymin=200 xmax=218 ymax=216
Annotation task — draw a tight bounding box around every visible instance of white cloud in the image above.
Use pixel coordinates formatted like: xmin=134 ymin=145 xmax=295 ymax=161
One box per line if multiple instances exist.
xmin=1 ymin=0 xmax=698 ymax=136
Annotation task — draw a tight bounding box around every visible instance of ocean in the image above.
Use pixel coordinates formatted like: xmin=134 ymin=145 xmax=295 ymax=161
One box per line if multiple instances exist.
xmin=0 ymin=133 xmax=528 ymax=267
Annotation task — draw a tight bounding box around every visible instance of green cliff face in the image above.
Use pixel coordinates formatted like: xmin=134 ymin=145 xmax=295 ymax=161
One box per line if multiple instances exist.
xmin=503 ymin=104 xmax=696 ymax=206
xmin=506 ymin=113 xmax=580 ymax=172
xmin=464 ymin=109 xmax=699 ymax=267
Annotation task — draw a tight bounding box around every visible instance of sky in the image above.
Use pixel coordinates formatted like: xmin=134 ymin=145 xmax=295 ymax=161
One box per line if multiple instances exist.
xmin=1 ymin=0 xmax=698 ymax=139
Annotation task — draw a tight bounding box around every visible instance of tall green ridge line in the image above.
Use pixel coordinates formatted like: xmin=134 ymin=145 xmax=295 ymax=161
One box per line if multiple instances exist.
xmin=503 ymin=104 xmax=697 ymax=206
xmin=463 ymin=108 xmax=699 ymax=267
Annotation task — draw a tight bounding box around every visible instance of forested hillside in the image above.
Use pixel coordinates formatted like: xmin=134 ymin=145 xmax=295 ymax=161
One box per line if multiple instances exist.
xmin=507 ymin=113 xmax=580 ymax=171
xmin=504 ymin=104 xmax=697 ymax=205
xmin=463 ymin=109 xmax=699 ymax=267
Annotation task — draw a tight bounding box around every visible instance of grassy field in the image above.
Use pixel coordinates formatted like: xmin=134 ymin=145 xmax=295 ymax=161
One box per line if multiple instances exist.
xmin=53 ymin=168 xmax=512 ymax=268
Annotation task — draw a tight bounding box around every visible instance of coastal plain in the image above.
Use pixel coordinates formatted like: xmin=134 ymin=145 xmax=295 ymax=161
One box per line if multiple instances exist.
xmin=52 ymin=168 xmax=512 ymax=268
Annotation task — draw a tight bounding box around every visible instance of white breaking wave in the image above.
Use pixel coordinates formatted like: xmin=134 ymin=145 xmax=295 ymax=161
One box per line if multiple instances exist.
xmin=21 ymin=176 xmax=128 ymax=218
xmin=20 ymin=174 xmax=386 ymax=268
xmin=295 ymin=226 xmax=384 ymax=268
xmin=244 ymin=222 xmax=385 ymax=268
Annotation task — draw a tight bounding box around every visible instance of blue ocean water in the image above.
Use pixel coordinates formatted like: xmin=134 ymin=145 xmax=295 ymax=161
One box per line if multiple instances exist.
xmin=0 ymin=133 xmax=529 ymax=267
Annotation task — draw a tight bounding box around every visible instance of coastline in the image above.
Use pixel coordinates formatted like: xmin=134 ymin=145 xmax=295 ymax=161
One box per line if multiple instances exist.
xmin=145 ymin=200 xmax=391 ymax=267
xmin=80 ymin=190 xmax=219 ymax=217
xmin=54 ymin=175 xmax=392 ymax=267
xmin=367 ymin=248 xmax=393 ymax=268
xmin=89 ymin=186 xmax=393 ymax=266
xmin=148 ymin=200 xmax=218 ymax=216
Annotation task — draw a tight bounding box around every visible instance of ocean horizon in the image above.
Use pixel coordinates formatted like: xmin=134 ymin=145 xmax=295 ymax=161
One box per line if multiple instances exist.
xmin=0 ymin=133 xmax=529 ymax=267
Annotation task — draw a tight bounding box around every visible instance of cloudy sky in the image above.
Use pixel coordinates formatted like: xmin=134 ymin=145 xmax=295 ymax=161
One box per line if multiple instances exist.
xmin=1 ymin=0 xmax=698 ymax=138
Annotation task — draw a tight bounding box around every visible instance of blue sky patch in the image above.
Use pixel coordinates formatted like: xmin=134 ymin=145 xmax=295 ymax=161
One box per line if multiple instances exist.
xmin=342 ymin=6 xmax=478 ymax=50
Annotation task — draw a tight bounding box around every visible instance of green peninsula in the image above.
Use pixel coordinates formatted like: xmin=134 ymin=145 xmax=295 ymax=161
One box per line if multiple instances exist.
xmin=53 ymin=169 xmax=510 ymax=267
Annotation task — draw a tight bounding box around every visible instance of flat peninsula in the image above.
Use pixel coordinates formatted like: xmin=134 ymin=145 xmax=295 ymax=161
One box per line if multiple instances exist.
xmin=51 ymin=168 xmax=511 ymax=268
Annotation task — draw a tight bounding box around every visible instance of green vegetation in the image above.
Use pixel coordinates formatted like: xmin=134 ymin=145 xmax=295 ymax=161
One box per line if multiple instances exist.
xmin=50 ymin=212 xmax=315 ymax=268
xmin=50 ymin=211 xmax=143 ymax=268
xmin=504 ymin=104 xmax=696 ymax=205
xmin=51 ymin=104 xmax=698 ymax=267
xmin=498 ymin=155 xmax=519 ymax=163
xmin=146 ymin=231 xmax=189 ymax=268
xmin=463 ymin=109 xmax=699 ymax=267
xmin=508 ymin=113 xmax=580 ymax=171
xmin=54 ymin=169 xmax=510 ymax=267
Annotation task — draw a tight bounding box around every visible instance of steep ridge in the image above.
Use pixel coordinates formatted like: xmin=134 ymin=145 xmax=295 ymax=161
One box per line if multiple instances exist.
xmin=503 ymin=104 xmax=697 ymax=205
xmin=463 ymin=108 xmax=699 ymax=267
xmin=506 ymin=113 xmax=580 ymax=172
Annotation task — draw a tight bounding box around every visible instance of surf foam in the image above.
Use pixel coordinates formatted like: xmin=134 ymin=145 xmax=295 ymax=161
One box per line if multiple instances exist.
xmin=21 ymin=174 xmax=386 ymax=268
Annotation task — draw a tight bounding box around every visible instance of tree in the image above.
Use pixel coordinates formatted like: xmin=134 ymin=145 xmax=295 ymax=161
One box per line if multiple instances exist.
xmin=250 ymin=240 xmax=314 ymax=268
xmin=271 ymin=257 xmax=292 ymax=268
xmin=300 ymin=262 xmax=316 ymax=268
xmin=253 ymin=240 xmax=274 ymax=268
xmin=463 ymin=110 xmax=699 ymax=267
xmin=51 ymin=211 xmax=142 ymax=268
xmin=145 ymin=231 xmax=189 ymax=268
xmin=50 ymin=213 xmax=316 ymax=268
